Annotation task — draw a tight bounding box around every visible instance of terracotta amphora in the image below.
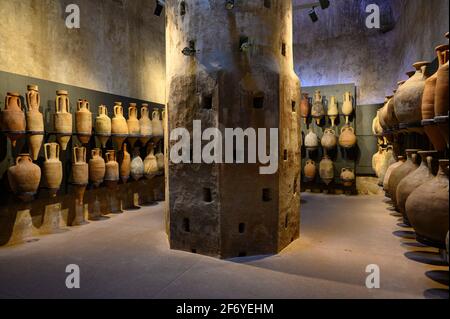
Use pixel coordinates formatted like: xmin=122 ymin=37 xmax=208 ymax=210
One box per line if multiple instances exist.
xmin=76 ymin=99 xmax=92 ymax=144
xmin=342 ymin=92 xmax=353 ymax=124
xmin=72 ymin=146 xmax=88 ymax=185
xmin=95 ymin=105 xmax=111 ymax=148
xmin=340 ymin=168 xmax=355 ymax=187
xmin=300 ymin=93 xmax=310 ymax=123
xmin=327 ymin=96 xmax=339 ymax=127
xmin=7 ymin=154 xmax=41 ymax=201
xmin=152 ymin=109 xmax=163 ymax=137
xmin=421 ymin=45 xmax=447 ymax=151
xmin=406 ymin=159 xmax=449 ymax=248
xmin=304 ymin=160 xmax=316 ymax=182
xmin=26 ymin=85 xmax=44 ymax=160
xmin=54 ymin=90 xmax=72 ymax=151
xmin=434 ymin=35 xmax=449 ymax=146
xmin=140 ymin=104 xmax=153 ymax=145
xmin=89 ymin=148 xmax=106 ymax=187
xmin=305 ymin=128 xmax=319 ymax=150
xmin=394 ymin=61 xmax=429 ymax=126
xmin=144 ymin=145 xmax=159 ymax=179
xmin=385 ymin=93 xmax=399 ymax=130
xmin=111 ymin=102 xmax=128 ymax=147
xmin=378 ymin=146 xmax=395 ymax=186
xmin=104 ymin=150 xmax=120 ymax=185
xmin=388 ymin=149 xmax=420 ymax=209
xmin=155 ymin=144 xmax=165 ymax=173
xmin=43 ymin=143 xmax=62 ymax=192
xmin=321 ymin=128 xmax=337 ymax=150
xmin=319 ymin=156 xmax=334 ymax=185
xmin=120 ymin=143 xmax=131 ymax=183
xmin=311 ymin=90 xmax=324 ymax=125
xmin=372 ymin=110 xmax=383 ymax=136
xmin=131 ymin=148 xmax=144 ymax=181
xmin=372 ymin=147 xmax=385 ymax=177
xmin=383 ymin=156 xmax=405 ymax=194
xmin=1 ymin=92 xmax=26 ymax=147
xmin=127 ymin=103 xmax=140 ymax=147
xmin=339 ymin=125 xmax=356 ymax=149
xmin=397 ymin=151 xmax=437 ymax=223
xmin=434 ymin=35 xmax=449 ymax=117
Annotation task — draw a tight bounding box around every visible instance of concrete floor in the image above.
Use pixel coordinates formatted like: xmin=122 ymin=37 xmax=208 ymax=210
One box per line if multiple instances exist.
xmin=0 ymin=193 xmax=448 ymax=299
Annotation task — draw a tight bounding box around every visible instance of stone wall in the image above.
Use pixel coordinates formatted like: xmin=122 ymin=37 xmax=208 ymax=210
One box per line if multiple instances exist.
xmin=293 ymin=0 xmax=449 ymax=105
xmin=0 ymin=0 xmax=165 ymax=104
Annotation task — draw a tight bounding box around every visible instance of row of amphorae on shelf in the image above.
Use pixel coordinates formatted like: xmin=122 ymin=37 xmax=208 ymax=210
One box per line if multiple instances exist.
xmin=373 ymin=148 xmax=448 ymax=249
xmin=372 ymin=32 xmax=449 ymax=151
xmin=0 ymin=85 xmax=165 ymax=160
xmin=300 ymin=90 xmax=354 ymax=126
xmin=304 ymin=125 xmax=357 ymax=150
xmin=304 ymin=156 xmax=355 ymax=187
xmin=6 ymin=143 xmax=165 ymax=202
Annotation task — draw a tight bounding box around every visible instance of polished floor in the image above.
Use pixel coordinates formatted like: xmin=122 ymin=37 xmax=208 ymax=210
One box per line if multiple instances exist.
xmin=0 ymin=193 xmax=448 ymax=299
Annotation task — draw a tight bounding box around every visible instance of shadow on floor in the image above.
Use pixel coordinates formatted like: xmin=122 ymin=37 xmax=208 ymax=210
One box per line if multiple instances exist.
xmin=423 ymin=288 xmax=449 ymax=299
xmin=425 ymin=270 xmax=449 ymax=286
xmin=405 ymin=251 xmax=449 ymax=266
xmin=393 ymin=230 xmax=416 ymax=240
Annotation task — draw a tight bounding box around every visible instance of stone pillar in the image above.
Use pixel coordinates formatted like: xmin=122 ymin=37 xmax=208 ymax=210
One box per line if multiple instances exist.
xmin=165 ymin=0 xmax=301 ymax=259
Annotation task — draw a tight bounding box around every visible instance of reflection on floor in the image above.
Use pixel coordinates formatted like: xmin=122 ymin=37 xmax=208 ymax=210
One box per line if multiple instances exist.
xmin=0 ymin=193 xmax=448 ymax=299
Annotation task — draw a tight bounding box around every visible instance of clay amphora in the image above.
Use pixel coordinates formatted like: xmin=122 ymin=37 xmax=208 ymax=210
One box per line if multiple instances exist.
xmin=340 ymin=168 xmax=355 ymax=187
xmin=105 ymin=150 xmax=120 ymax=184
xmin=378 ymin=146 xmax=395 ymax=185
xmin=406 ymin=159 xmax=449 ymax=248
xmin=131 ymin=149 xmax=144 ymax=181
xmin=155 ymin=146 xmax=165 ymax=173
xmin=120 ymin=143 xmax=131 ymax=183
xmin=435 ymin=39 xmax=449 ymax=117
xmin=372 ymin=147 xmax=385 ymax=177
xmin=397 ymin=151 xmax=437 ymax=222
xmin=434 ymin=37 xmax=449 ymax=146
xmin=342 ymin=92 xmax=353 ymax=123
xmin=421 ymin=45 xmax=447 ymax=151
xmin=385 ymin=94 xmax=399 ymax=129
xmin=300 ymin=93 xmax=310 ymax=123
xmin=304 ymin=128 xmax=319 ymax=150
xmin=319 ymin=156 xmax=334 ymax=185
xmin=327 ymin=96 xmax=339 ymax=127
xmin=95 ymin=105 xmax=111 ymax=148
xmin=54 ymin=90 xmax=72 ymax=151
xmin=144 ymin=146 xmax=159 ymax=179
xmin=72 ymin=147 xmax=88 ymax=185
xmin=393 ymin=61 xmax=428 ymax=125
xmin=127 ymin=103 xmax=140 ymax=147
xmin=339 ymin=125 xmax=356 ymax=149
xmin=311 ymin=90 xmax=324 ymax=125
xmin=378 ymin=96 xmax=391 ymax=132
xmin=388 ymin=149 xmax=420 ymax=209
xmin=372 ymin=110 xmax=383 ymax=136
xmin=140 ymin=104 xmax=153 ymax=145
xmin=321 ymin=128 xmax=337 ymax=150
xmin=111 ymin=102 xmax=128 ymax=147
xmin=43 ymin=143 xmax=62 ymax=191
xmin=304 ymin=160 xmax=316 ymax=182
xmin=89 ymin=148 xmax=106 ymax=187
xmin=383 ymin=156 xmax=405 ymax=194
xmin=1 ymin=92 xmax=26 ymax=147
xmin=26 ymin=85 xmax=44 ymax=160
xmin=152 ymin=109 xmax=163 ymax=137
xmin=7 ymin=154 xmax=41 ymax=200
xmin=76 ymin=99 xmax=92 ymax=144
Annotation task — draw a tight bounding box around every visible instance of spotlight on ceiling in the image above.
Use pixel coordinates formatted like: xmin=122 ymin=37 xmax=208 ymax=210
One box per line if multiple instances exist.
xmin=309 ymin=7 xmax=318 ymax=23
xmin=154 ymin=0 xmax=165 ymax=16
xmin=182 ymin=41 xmax=197 ymax=56
xmin=319 ymin=0 xmax=330 ymax=10
xmin=225 ymin=0 xmax=235 ymax=10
